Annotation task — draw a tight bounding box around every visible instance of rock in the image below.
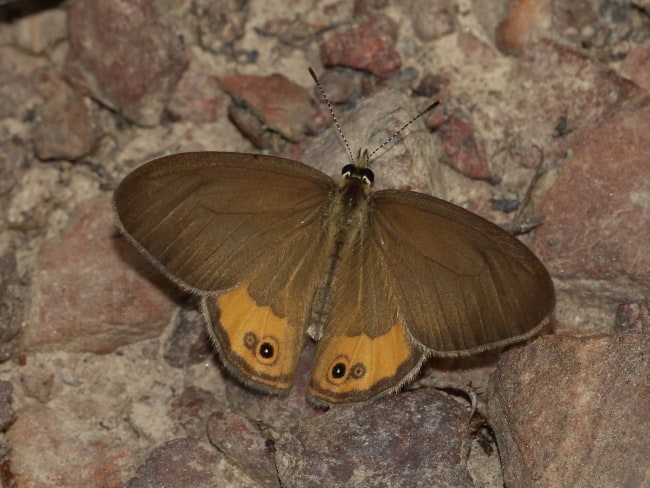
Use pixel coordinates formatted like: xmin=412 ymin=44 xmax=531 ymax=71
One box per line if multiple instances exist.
xmin=410 ymin=0 xmax=454 ymax=42
xmin=66 ymin=0 xmax=188 ymax=126
xmin=218 ymin=74 xmax=313 ymax=144
xmin=488 ymin=333 xmax=650 ymax=488
xmin=438 ymin=108 xmax=496 ymax=183
xmin=0 ymin=251 xmax=25 ymax=362
xmin=127 ymin=437 xmax=259 ymax=488
xmin=8 ymin=404 xmax=137 ymax=486
xmin=496 ymin=0 xmax=552 ymax=54
xmin=275 ymin=389 xmax=473 ymax=487
xmin=619 ymin=41 xmax=650 ymax=93
xmin=207 ymin=410 xmax=280 ymax=487
xmin=24 ymin=196 xmax=177 ymax=353
xmin=163 ymin=304 xmax=212 ymax=368
xmin=0 ymin=381 xmax=14 ymax=431
xmin=320 ymin=24 xmax=401 ymax=79
xmin=534 ymin=104 xmax=650 ymax=330
xmin=166 ymin=61 xmax=228 ymax=124
xmin=614 ymin=301 xmax=650 ymax=334
xmin=32 ymin=70 xmax=99 ymax=161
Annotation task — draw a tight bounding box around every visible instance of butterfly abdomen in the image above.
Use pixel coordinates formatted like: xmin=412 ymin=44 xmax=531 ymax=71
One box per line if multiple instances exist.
xmin=306 ymin=179 xmax=374 ymax=341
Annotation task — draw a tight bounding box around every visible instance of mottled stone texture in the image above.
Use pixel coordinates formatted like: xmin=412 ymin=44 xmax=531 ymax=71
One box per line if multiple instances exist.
xmin=488 ymin=334 xmax=650 ymax=488
xmin=66 ymin=0 xmax=188 ymax=126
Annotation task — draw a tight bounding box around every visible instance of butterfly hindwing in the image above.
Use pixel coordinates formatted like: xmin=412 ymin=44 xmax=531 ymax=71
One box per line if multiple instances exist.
xmin=307 ymin=201 xmax=427 ymax=404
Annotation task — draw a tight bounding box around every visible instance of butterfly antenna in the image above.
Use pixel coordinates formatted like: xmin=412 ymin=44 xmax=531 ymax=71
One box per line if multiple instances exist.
xmin=367 ymin=99 xmax=441 ymax=161
xmin=309 ymin=67 xmax=356 ymax=166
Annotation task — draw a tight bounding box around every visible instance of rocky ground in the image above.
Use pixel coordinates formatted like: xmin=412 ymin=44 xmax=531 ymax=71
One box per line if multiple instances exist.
xmin=0 ymin=0 xmax=649 ymax=487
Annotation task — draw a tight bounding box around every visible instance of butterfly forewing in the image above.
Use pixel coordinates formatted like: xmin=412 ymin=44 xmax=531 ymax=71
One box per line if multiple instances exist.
xmin=114 ymin=152 xmax=335 ymax=293
xmin=371 ymin=190 xmax=555 ymax=353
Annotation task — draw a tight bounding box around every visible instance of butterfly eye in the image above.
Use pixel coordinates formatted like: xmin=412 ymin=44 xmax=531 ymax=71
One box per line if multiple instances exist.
xmin=341 ymin=164 xmax=356 ymax=178
xmin=358 ymin=168 xmax=374 ymax=185
xmin=341 ymin=165 xmax=374 ymax=186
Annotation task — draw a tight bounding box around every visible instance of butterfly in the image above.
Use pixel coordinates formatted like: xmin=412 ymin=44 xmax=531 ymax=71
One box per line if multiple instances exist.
xmin=113 ymin=142 xmax=555 ymax=405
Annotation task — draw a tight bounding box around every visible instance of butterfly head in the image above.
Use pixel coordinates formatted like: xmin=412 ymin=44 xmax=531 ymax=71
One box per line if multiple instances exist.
xmin=341 ymin=149 xmax=374 ymax=191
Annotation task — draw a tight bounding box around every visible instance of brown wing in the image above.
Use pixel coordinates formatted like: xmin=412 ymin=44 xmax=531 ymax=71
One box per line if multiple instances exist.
xmin=114 ymin=152 xmax=336 ymax=394
xmin=113 ymin=152 xmax=334 ymax=294
xmin=370 ymin=189 xmax=555 ymax=353
xmin=308 ymin=188 xmax=554 ymax=405
xmin=308 ymin=198 xmax=428 ymax=405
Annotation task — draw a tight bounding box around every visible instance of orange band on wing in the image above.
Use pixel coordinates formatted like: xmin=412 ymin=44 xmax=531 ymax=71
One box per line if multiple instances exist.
xmin=309 ymin=323 xmax=419 ymax=403
xmin=215 ymin=284 xmax=299 ymax=390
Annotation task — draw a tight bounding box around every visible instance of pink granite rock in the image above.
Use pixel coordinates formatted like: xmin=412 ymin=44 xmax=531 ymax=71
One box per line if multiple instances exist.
xmin=275 ymin=389 xmax=473 ymax=487
xmin=218 ymin=74 xmax=313 ymax=144
xmin=496 ymin=0 xmax=552 ymax=54
xmin=128 ymin=437 xmax=257 ymax=488
xmin=320 ymin=23 xmax=401 ymax=79
xmin=488 ymin=334 xmax=650 ymax=488
xmin=619 ymin=41 xmax=650 ymax=93
xmin=535 ymin=104 xmax=650 ymax=284
xmin=8 ymin=404 xmax=137 ymax=487
xmin=439 ymin=109 xmax=497 ymax=183
xmin=24 ymin=196 xmax=177 ymax=353
xmin=166 ymin=61 xmax=228 ymax=124
xmin=32 ymin=70 xmax=99 ymax=160
xmin=66 ymin=0 xmax=188 ymax=126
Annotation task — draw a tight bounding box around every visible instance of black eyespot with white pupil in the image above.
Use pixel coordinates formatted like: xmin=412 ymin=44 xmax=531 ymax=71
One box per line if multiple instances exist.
xmin=243 ymin=332 xmax=279 ymax=365
xmin=332 ymin=362 xmax=346 ymax=379
xmin=259 ymin=342 xmax=274 ymax=359
xmin=329 ymin=361 xmax=366 ymax=384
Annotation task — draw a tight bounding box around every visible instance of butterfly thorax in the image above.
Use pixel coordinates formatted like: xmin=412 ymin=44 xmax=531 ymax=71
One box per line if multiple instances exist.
xmin=305 ymin=162 xmax=375 ymax=341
